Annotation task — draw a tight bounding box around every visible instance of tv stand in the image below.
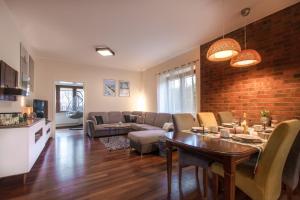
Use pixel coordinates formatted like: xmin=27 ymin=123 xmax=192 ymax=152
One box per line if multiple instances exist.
xmin=0 ymin=118 xmax=52 ymax=183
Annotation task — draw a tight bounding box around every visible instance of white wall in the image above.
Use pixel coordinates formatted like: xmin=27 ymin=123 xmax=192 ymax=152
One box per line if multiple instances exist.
xmin=0 ymin=0 xmax=33 ymax=112
xmin=142 ymin=48 xmax=200 ymax=112
xmin=34 ymin=58 xmax=142 ymax=124
xmin=1 ymin=0 xmax=200 ymax=118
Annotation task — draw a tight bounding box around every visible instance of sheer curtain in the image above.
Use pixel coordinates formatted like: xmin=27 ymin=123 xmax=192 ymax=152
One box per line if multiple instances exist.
xmin=157 ymin=64 xmax=196 ymax=114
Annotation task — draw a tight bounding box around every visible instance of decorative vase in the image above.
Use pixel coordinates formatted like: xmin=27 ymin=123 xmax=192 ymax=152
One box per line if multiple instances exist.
xmin=260 ymin=116 xmax=270 ymax=128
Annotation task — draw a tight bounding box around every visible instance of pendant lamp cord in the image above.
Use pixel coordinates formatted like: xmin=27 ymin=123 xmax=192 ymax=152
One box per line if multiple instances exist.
xmin=222 ymin=0 xmax=225 ymax=38
xmin=244 ymin=17 xmax=247 ymax=49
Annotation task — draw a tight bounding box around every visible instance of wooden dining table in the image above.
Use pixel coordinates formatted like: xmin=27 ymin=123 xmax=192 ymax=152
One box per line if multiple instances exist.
xmin=165 ymin=131 xmax=259 ymax=200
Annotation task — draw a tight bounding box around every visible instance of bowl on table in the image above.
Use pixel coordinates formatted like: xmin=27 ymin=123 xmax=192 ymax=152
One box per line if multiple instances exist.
xmin=220 ymin=128 xmax=231 ymax=138
xmin=253 ymin=124 xmax=263 ymax=132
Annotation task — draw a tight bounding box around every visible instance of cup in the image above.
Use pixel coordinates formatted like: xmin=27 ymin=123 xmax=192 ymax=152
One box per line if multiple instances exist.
xmin=220 ymin=128 xmax=230 ymax=138
xmin=208 ymin=126 xmax=218 ymax=133
xmin=253 ymin=125 xmax=263 ymax=132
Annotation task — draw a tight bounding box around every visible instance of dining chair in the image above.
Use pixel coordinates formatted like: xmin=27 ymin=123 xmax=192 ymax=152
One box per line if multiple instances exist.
xmin=218 ymin=111 xmax=234 ymax=124
xmin=172 ymin=113 xmax=211 ymax=198
xmin=282 ymin=131 xmax=300 ymax=200
xmin=197 ymin=112 xmax=218 ymax=127
xmin=210 ymin=119 xmax=300 ymax=200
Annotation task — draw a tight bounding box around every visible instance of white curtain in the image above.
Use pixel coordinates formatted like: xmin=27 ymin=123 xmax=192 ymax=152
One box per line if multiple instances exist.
xmin=157 ymin=64 xmax=196 ymax=114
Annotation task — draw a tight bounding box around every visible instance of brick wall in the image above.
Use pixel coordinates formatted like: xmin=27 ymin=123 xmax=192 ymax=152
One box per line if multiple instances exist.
xmin=200 ymin=3 xmax=300 ymax=123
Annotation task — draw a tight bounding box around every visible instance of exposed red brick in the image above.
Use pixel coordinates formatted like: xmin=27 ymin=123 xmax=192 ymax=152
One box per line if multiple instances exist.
xmin=200 ymin=3 xmax=300 ymax=123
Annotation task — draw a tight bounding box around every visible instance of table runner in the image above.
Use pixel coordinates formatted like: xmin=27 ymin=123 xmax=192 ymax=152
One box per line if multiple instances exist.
xmin=182 ymin=130 xmax=270 ymax=174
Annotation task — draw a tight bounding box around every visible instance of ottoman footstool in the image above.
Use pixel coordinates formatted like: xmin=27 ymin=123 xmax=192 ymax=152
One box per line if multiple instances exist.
xmin=128 ymin=130 xmax=166 ymax=157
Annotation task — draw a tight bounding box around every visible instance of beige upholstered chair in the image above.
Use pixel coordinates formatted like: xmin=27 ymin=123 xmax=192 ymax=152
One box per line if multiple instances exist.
xmin=283 ymin=132 xmax=300 ymax=199
xmin=211 ymin=119 xmax=300 ymax=200
xmin=173 ymin=113 xmax=198 ymax=132
xmin=172 ymin=113 xmax=211 ymax=198
xmin=197 ymin=112 xmax=218 ymax=127
xmin=218 ymin=111 xmax=234 ymax=124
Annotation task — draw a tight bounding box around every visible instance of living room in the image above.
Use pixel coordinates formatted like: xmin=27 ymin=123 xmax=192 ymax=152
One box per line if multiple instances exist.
xmin=1 ymin=0 xmax=300 ymax=200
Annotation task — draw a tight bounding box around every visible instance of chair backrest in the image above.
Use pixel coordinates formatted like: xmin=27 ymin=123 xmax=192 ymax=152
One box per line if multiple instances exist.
xmin=254 ymin=119 xmax=300 ymax=200
xmin=197 ymin=112 xmax=218 ymax=127
xmin=218 ymin=111 xmax=234 ymax=124
xmin=172 ymin=113 xmax=198 ymax=132
xmin=282 ymin=131 xmax=300 ymax=190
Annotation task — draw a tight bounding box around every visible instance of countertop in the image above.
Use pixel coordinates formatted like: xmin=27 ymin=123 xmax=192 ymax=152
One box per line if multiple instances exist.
xmin=0 ymin=118 xmax=45 ymax=129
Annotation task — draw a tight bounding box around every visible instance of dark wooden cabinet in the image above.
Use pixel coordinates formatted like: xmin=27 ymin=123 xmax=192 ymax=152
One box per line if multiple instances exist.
xmin=0 ymin=60 xmax=18 ymax=88
xmin=0 ymin=60 xmax=18 ymax=101
xmin=0 ymin=61 xmax=5 ymax=87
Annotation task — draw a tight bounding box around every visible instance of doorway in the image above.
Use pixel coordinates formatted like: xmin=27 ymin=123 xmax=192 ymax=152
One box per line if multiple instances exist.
xmin=54 ymin=81 xmax=85 ymax=132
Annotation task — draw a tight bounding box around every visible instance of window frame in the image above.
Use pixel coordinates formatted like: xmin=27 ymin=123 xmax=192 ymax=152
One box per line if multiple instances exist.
xmin=56 ymin=85 xmax=83 ymax=113
xmin=158 ymin=65 xmax=196 ymax=114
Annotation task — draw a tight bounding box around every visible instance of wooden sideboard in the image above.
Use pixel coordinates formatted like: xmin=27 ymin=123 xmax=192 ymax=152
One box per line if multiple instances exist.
xmin=0 ymin=118 xmax=52 ymax=183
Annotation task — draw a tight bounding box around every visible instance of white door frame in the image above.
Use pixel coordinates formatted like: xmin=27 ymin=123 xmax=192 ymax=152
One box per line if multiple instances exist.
xmin=52 ymin=81 xmax=86 ymax=138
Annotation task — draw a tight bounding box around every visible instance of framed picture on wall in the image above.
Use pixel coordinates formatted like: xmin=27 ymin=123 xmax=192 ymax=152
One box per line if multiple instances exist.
xmin=119 ymin=80 xmax=130 ymax=97
xmin=20 ymin=43 xmax=29 ymax=92
xmin=103 ymin=79 xmax=116 ymax=96
xmin=29 ymin=55 xmax=34 ymax=92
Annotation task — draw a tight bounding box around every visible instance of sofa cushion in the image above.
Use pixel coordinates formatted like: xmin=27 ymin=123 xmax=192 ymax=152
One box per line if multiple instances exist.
xmin=94 ymin=115 xmax=104 ymax=125
xmin=129 ymin=115 xmax=138 ymax=123
xmin=132 ymin=111 xmax=143 ymax=116
xmin=88 ymin=112 xmax=109 ymax=123
xmin=144 ymin=112 xmax=157 ymax=126
xmin=122 ymin=111 xmax=132 ymax=116
xmin=128 ymin=130 xmax=166 ymax=145
xmin=136 ymin=116 xmax=144 ymax=124
xmin=124 ymin=115 xmax=131 ymax=123
xmin=131 ymin=123 xmax=162 ymax=131
xmin=108 ymin=111 xmax=123 ymax=123
xmin=154 ymin=113 xmax=172 ymax=128
xmin=94 ymin=124 xmax=110 ymax=131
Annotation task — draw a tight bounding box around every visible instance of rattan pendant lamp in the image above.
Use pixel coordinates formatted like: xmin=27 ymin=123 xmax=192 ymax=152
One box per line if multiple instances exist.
xmin=230 ymin=8 xmax=261 ymax=67
xmin=207 ymin=0 xmax=241 ymax=62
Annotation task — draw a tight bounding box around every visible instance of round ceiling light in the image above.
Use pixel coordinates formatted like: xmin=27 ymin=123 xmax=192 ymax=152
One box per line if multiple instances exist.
xmin=206 ymin=38 xmax=241 ymax=62
xmin=230 ymin=49 xmax=261 ymax=67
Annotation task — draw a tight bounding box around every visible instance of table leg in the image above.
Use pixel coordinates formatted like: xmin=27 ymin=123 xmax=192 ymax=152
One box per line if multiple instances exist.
xmin=223 ymin=160 xmax=236 ymax=200
xmin=166 ymin=141 xmax=172 ymax=198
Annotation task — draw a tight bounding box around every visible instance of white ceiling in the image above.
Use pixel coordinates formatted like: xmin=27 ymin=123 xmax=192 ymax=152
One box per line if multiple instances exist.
xmin=4 ymin=0 xmax=299 ymax=71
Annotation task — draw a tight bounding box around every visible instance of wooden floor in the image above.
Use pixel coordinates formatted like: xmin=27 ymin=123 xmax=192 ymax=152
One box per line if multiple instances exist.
xmin=0 ymin=129 xmax=299 ymax=200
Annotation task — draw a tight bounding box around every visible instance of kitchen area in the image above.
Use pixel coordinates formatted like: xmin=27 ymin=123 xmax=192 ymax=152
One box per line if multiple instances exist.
xmin=0 ymin=51 xmax=52 ymax=183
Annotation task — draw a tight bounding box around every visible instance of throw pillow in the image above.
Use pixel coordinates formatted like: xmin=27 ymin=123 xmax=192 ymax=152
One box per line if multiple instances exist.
xmin=129 ymin=115 xmax=138 ymax=123
xmin=162 ymin=122 xmax=174 ymax=131
xmin=124 ymin=115 xmax=131 ymax=123
xmin=94 ymin=115 xmax=104 ymax=125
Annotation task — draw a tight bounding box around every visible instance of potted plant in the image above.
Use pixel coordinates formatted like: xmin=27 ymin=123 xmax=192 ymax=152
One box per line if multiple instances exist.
xmin=260 ymin=109 xmax=271 ymax=128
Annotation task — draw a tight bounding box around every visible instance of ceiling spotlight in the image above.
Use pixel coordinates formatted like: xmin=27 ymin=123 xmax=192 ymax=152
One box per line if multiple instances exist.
xmin=96 ymin=47 xmax=115 ymax=57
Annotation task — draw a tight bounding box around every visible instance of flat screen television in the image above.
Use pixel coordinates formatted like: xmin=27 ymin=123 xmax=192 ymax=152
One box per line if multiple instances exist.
xmin=33 ymin=99 xmax=48 ymax=119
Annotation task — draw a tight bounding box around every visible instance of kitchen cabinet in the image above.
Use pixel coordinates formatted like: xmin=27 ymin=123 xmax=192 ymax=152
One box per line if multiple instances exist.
xmin=0 ymin=60 xmax=18 ymax=88
xmin=0 ymin=60 xmax=18 ymax=101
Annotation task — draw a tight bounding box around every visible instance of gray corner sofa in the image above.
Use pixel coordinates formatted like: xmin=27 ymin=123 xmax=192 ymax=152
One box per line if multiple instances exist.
xmin=86 ymin=111 xmax=172 ymax=138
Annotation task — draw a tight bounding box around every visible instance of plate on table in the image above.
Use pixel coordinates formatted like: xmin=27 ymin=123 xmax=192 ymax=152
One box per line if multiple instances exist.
xmin=191 ymin=127 xmax=208 ymax=133
xmin=232 ymin=134 xmax=263 ymax=143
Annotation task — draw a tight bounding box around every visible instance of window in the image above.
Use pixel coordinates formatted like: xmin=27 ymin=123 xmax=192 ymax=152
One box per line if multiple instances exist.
xmin=157 ymin=64 xmax=196 ymax=114
xmin=56 ymin=85 xmax=84 ymax=112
